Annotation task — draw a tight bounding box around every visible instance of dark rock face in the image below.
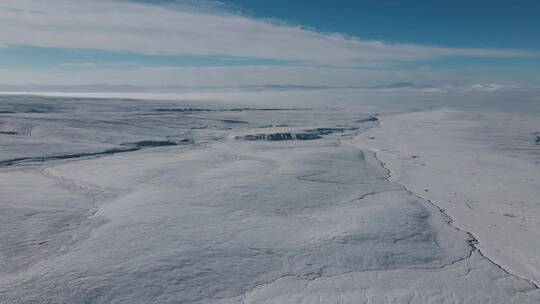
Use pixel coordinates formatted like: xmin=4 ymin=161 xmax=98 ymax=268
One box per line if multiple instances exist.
xmin=307 ymin=128 xmax=346 ymax=135
xmin=131 ymin=141 xmax=179 ymax=148
xmin=154 ymin=107 xmax=303 ymax=113
xmin=535 ymin=133 xmax=540 ymax=144
xmin=293 ymin=133 xmax=323 ymax=140
xmin=0 ymin=140 xmax=188 ymax=168
xmin=154 ymin=108 xmax=211 ymax=113
xmin=219 ymin=119 xmax=249 ymax=124
xmin=0 ymin=148 xmax=138 ymax=168
xmin=236 ymin=132 xmax=322 ymax=141
xmin=236 ymin=126 xmax=362 ymax=142
xmin=356 ymin=116 xmax=378 ymax=123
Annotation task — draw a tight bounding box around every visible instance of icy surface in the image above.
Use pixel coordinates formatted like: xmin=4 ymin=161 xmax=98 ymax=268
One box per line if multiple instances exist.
xmin=1 ymin=94 xmax=539 ymax=303
xmin=231 ymin=252 xmax=538 ymax=304
xmin=356 ymin=109 xmax=540 ymax=286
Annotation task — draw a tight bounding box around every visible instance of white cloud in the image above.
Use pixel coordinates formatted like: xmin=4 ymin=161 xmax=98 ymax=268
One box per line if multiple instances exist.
xmin=0 ymin=66 xmax=392 ymax=86
xmin=0 ymin=0 xmax=536 ymax=66
xmin=1 ymin=65 xmax=537 ymax=88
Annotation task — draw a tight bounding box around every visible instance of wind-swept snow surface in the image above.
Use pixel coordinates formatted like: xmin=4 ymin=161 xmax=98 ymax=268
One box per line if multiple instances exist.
xmin=356 ymin=109 xmax=540 ymax=287
xmin=0 ymin=94 xmax=539 ymax=303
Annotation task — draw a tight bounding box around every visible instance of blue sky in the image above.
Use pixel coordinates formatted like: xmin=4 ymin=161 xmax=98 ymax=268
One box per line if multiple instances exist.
xmin=224 ymin=0 xmax=540 ymax=50
xmin=0 ymin=0 xmax=538 ymax=88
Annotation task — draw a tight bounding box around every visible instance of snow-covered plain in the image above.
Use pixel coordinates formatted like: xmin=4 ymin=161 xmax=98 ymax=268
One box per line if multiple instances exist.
xmin=355 ymin=109 xmax=540 ymax=286
xmin=1 ymin=90 xmax=539 ymax=303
